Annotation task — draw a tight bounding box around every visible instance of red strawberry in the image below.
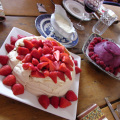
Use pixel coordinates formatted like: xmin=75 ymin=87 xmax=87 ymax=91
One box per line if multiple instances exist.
xmin=59 ymin=63 xmax=67 ymax=72
xmin=60 ymin=53 xmax=69 ymax=59
xmin=57 ymin=71 xmax=65 ymax=82
xmin=65 ymin=90 xmax=78 ymax=101
xmin=49 ymin=61 xmax=56 ymax=71
xmin=66 ymin=64 xmax=73 ymax=71
xmin=38 ymin=40 xmax=43 ymax=47
xmin=51 ymin=41 xmax=58 ymax=46
xmin=50 ymin=96 xmax=59 ymax=108
xmin=38 ymin=95 xmax=50 ymax=109
xmin=49 ymin=71 xmax=57 ymax=83
xmin=12 ymin=83 xmax=24 ymax=95
xmin=37 ymin=62 xmax=49 ymax=70
xmin=43 ymin=70 xmax=50 ymax=77
xmin=17 ymin=34 xmax=26 ymax=39
xmin=32 ymin=58 xmax=39 ymax=66
xmin=0 ymin=55 xmax=9 ymax=65
xmin=17 ymin=47 xmax=29 ymax=55
xmin=65 ymin=68 xmax=72 ymax=80
xmin=5 ymin=43 xmax=14 ymax=53
xmin=16 ymin=55 xmax=25 ymax=60
xmin=53 ymin=50 xmax=60 ymax=61
xmin=59 ymin=97 xmax=71 ymax=108
xmin=22 ymin=63 xmax=36 ymax=71
xmin=22 ymin=53 xmax=32 ymax=63
xmin=38 ymin=47 xmax=42 ymax=57
xmin=42 ymin=45 xmax=52 ymax=54
xmin=0 ymin=65 xmax=12 ymax=76
xmin=3 ymin=75 xmax=16 ymax=86
xmin=43 ymin=40 xmax=53 ymax=48
xmin=10 ymin=36 xmax=18 ymax=45
xmin=31 ymin=49 xmax=41 ymax=59
xmin=73 ymin=60 xmax=78 ymax=66
xmin=53 ymin=61 xmax=61 ymax=70
xmin=31 ymin=39 xmax=41 ymax=48
xmin=53 ymin=46 xmax=64 ymax=53
xmin=62 ymin=56 xmax=73 ymax=67
xmin=40 ymin=56 xmax=50 ymax=62
xmin=31 ymin=71 xmax=45 ymax=78
xmin=75 ymin=66 xmax=82 ymax=74
xmin=23 ymin=39 xmax=34 ymax=50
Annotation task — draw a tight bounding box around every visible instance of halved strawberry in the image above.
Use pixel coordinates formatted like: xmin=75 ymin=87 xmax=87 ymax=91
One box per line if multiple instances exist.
xmin=50 ymin=96 xmax=59 ymax=108
xmin=12 ymin=83 xmax=24 ymax=95
xmin=53 ymin=46 xmax=64 ymax=53
xmin=57 ymin=71 xmax=65 ymax=82
xmin=43 ymin=40 xmax=53 ymax=48
xmin=73 ymin=60 xmax=78 ymax=66
xmin=31 ymin=38 xmax=40 ymax=48
xmin=17 ymin=34 xmax=26 ymax=39
xmin=65 ymin=90 xmax=78 ymax=101
xmin=0 ymin=55 xmax=9 ymax=65
xmin=66 ymin=64 xmax=73 ymax=71
xmin=53 ymin=50 xmax=60 ymax=61
xmin=22 ymin=63 xmax=36 ymax=71
xmin=3 ymin=74 xmax=16 ymax=86
xmin=65 ymin=68 xmax=72 ymax=80
xmin=17 ymin=47 xmax=29 ymax=55
xmin=51 ymin=41 xmax=58 ymax=46
xmin=16 ymin=55 xmax=25 ymax=60
xmin=38 ymin=95 xmax=50 ymax=109
xmin=37 ymin=62 xmax=49 ymax=70
xmin=49 ymin=60 xmax=56 ymax=71
xmin=38 ymin=47 xmax=42 ymax=57
xmin=49 ymin=71 xmax=57 ymax=83
xmin=42 ymin=45 xmax=52 ymax=54
xmin=59 ymin=63 xmax=67 ymax=72
xmin=23 ymin=39 xmax=34 ymax=50
xmin=5 ymin=43 xmax=14 ymax=53
xmin=59 ymin=97 xmax=71 ymax=108
xmin=32 ymin=58 xmax=39 ymax=66
xmin=43 ymin=70 xmax=50 ymax=77
xmin=0 ymin=65 xmax=12 ymax=76
xmin=31 ymin=49 xmax=41 ymax=59
xmin=60 ymin=53 xmax=69 ymax=59
xmin=75 ymin=66 xmax=82 ymax=74
xmin=53 ymin=61 xmax=61 ymax=70
xmin=40 ymin=56 xmax=50 ymax=62
xmin=31 ymin=70 xmax=45 ymax=78
xmin=22 ymin=53 xmax=32 ymax=63
xmin=62 ymin=56 xmax=73 ymax=67
xmin=10 ymin=36 xmax=18 ymax=45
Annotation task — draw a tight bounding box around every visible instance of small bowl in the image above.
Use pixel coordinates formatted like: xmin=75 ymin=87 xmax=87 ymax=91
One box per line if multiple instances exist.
xmin=82 ymin=33 xmax=120 ymax=80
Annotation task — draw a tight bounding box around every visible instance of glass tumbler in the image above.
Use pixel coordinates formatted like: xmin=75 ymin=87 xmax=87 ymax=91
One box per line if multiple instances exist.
xmin=92 ymin=9 xmax=118 ymax=35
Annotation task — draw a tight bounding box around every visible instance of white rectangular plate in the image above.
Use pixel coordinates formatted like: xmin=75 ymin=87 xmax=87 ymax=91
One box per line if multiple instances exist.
xmin=0 ymin=27 xmax=81 ymax=120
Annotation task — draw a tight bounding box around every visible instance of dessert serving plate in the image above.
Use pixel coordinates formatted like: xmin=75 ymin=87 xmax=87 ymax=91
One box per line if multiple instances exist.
xmin=82 ymin=33 xmax=120 ymax=80
xmin=0 ymin=27 xmax=81 ymax=120
xmin=35 ymin=14 xmax=79 ymax=48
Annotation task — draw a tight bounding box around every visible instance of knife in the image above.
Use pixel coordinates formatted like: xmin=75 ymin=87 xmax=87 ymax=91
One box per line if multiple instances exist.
xmin=105 ymin=97 xmax=119 ymax=120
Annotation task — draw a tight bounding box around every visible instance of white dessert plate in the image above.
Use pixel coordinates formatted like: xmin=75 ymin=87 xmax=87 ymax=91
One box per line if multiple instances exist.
xmin=35 ymin=14 xmax=79 ymax=48
xmin=0 ymin=27 xmax=81 ymax=120
xmin=63 ymin=0 xmax=92 ymax=21
xmin=82 ymin=33 xmax=120 ymax=80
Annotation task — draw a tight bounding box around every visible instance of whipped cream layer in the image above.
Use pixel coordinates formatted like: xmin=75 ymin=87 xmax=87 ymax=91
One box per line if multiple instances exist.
xmin=8 ymin=36 xmax=75 ymax=97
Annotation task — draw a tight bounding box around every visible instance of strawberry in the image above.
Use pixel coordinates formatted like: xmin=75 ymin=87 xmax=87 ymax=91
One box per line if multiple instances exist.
xmin=62 ymin=56 xmax=73 ymax=67
xmin=42 ymin=45 xmax=52 ymax=54
xmin=5 ymin=43 xmax=14 ymax=53
xmin=43 ymin=70 xmax=50 ymax=77
xmin=53 ymin=61 xmax=61 ymax=70
xmin=53 ymin=50 xmax=60 ymax=61
xmin=51 ymin=41 xmax=58 ymax=46
xmin=37 ymin=62 xmax=49 ymax=70
xmin=66 ymin=64 xmax=73 ymax=71
xmin=0 ymin=55 xmax=9 ymax=65
xmin=65 ymin=90 xmax=78 ymax=101
xmin=31 ymin=49 xmax=41 ymax=59
xmin=10 ymin=36 xmax=18 ymax=45
xmin=17 ymin=47 xmax=29 ymax=55
xmin=12 ymin=83 xmax=24 ymax=95
xmin=75 ymin=66 xmax=82 ymax=74
xmin=17 ymin=34 xmax=26 ymax=39
xmin=38 ymin=47 xmax=42 ymax=57
xmin=59 ymin=97 xmax=71 ymax=108
xmin=23 ymin=39 xmax=34 ymax=50
xmin=53 ymin=46 xmax=64 ymax=53
xmin=49 ymin=71 xmax=57 ymax=83
xmin=32 ymin=58 xmax=39 ymax=66
xmin=38 ymin=39 xmax=43 ymax=47
xmin=31 ymin=38 xmax=40 ymax=48
xmin=3 ymin=75 xmax=16 ymax=86
xmin=60 ymin=53 xmax=69 ymax=59
xmin=38 ymin=95 xmax=50 ymax=109
xmin=73 ymin=60 xmax=78 ymax=66
xmin=31 ymin=71 xmax=45 ymax=78
xmin=57 ymin=71 xmax=65 ymax=82
xmin=43 ymin=40 xmax=53 ymax=48
xmin=16 ymin=55 xmax=25 ymax=60
xmin=40 ymin=56 xmax=50 ymax=62
xmin=50 ymin=96 xmax=59 ymax=108
xmin=49 ymin=60 xmax=56 ymax=71
xmin=0 ymin=65 xmax=12 ymax=76
xmin=22 ymin=63 xmax=36 ymax=71
xmin=59 ymin=63 xmax=67 ymax=72
xmin=22 ymin=53 xmax=32 ymax=63
xmin=65 ymin=68 xmax=72 ymax=80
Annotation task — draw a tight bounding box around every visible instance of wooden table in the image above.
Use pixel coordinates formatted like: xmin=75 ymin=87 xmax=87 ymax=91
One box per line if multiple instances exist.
xmin=0 ymin=0 xmax=120 ymax=120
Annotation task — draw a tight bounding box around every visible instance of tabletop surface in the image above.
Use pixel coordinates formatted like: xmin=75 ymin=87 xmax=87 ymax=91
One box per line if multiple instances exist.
xmin=0 ymin=0 xmax=120 ymax=120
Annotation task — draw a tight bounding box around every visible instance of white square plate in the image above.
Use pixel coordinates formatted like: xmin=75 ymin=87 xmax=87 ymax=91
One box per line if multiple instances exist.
xmin=0 ymin=27 xmax=81 ymax=120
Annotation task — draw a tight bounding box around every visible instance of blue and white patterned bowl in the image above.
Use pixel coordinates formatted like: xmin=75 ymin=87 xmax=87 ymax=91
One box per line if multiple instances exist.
xmin=35 ymin=14 xmax=79 ymax=48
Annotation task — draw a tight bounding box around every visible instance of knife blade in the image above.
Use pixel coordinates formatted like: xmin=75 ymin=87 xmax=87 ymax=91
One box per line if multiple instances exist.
xmin=105 ymin=97 xmax=119 ymax=120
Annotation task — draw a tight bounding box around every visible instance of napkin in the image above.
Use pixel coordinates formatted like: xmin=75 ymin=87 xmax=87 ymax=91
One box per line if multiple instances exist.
xmin=77 ymin=104 xmax=108 ymax=120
